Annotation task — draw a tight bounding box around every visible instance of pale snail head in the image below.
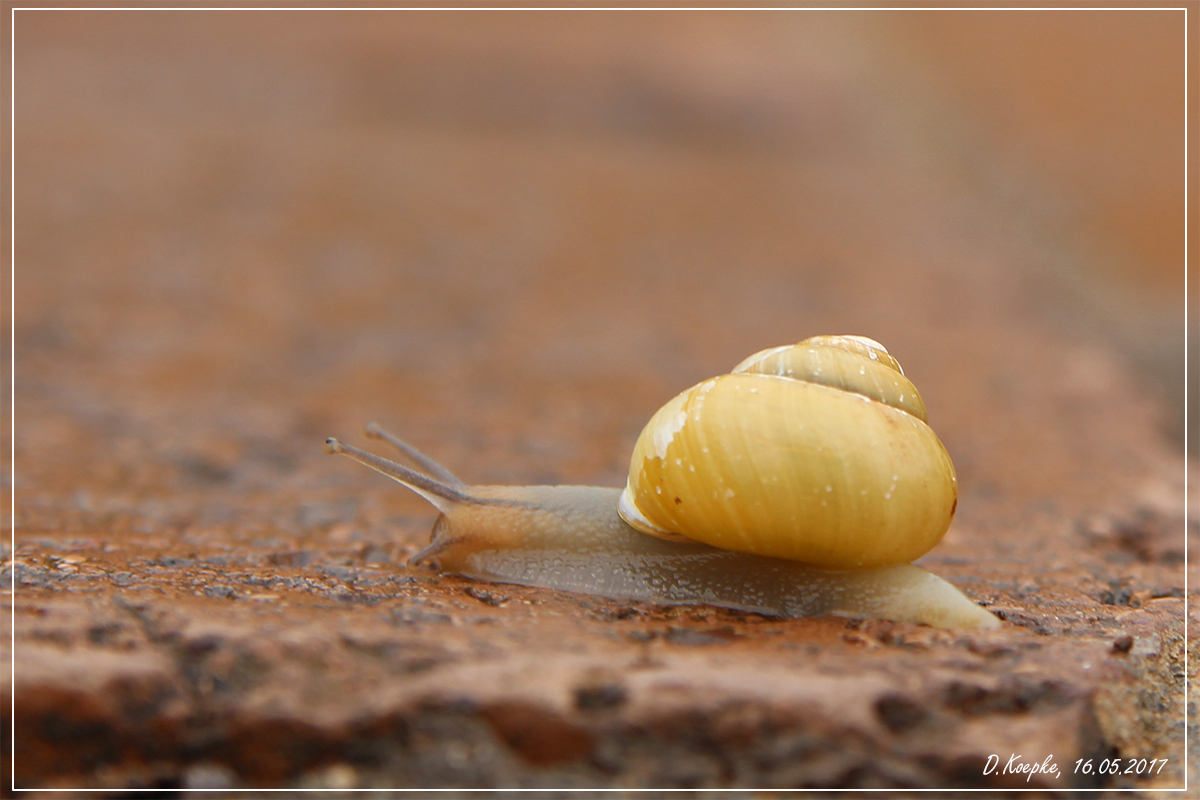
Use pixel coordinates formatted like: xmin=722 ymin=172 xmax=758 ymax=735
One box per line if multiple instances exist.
xmin=617 ymin=334 xmax=957 ymax=569
xmin=324 ymin=335 xmax=995 ymax=630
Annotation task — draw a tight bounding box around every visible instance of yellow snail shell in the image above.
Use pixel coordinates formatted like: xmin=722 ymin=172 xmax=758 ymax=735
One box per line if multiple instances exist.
xmin=618 ymin=335 xmax=957 ymax=569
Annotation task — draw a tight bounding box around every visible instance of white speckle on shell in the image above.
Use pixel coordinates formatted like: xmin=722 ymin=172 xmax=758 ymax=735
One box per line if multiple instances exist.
xmin=648 ymin=379 xmax=720 ymax=458
xmin=652 ymin=409 xmax=689 ymax=458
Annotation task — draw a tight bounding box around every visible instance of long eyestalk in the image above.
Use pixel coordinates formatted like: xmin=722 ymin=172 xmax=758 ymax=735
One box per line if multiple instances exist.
xmin=363 ymin=422 xmax=465 ymax=486
xmin=324 ymin=438 xmax=493 ymax=514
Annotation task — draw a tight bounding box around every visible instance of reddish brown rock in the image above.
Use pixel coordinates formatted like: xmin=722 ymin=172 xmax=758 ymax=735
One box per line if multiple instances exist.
xmin=10 ymin=10 xmax=1187 ymax=791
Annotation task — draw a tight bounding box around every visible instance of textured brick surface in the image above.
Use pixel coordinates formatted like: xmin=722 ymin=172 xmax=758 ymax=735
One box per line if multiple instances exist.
xmin=10 ymin=10 xmax=1189 ymax=790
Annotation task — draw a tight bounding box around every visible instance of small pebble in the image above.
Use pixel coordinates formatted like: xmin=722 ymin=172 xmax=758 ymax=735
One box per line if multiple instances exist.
xmin=182 ymin=763 xmax=236 ymax=790
xmin=300 ymin=762 xmax=358 ymax=790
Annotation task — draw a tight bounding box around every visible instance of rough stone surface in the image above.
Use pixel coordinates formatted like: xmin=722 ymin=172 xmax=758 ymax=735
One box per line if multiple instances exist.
xmin=10 ymin=10 xmax=1189 ymax=791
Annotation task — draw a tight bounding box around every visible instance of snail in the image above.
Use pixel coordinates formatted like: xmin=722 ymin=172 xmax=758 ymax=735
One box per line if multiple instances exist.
xmin=324 ymin=335 xmax=999 ymax=630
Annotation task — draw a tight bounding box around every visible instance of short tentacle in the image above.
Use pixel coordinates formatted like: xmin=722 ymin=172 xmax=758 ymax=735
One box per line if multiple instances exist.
xmin=407 ymin=531 xmax=462 ymax=567
xmin=364 ymin=422 xmax=466 ymax=486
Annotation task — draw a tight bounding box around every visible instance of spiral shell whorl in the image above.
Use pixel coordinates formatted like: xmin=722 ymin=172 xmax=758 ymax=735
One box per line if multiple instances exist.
xmin=619 ymin=335 xmax=957 ymax=569
xmin=732 ymin=335 xmax=927 ymax=422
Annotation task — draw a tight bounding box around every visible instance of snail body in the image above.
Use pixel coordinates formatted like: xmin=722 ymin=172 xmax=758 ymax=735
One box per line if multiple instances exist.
xmin=325 ymin=336 xmax=998 ymax=630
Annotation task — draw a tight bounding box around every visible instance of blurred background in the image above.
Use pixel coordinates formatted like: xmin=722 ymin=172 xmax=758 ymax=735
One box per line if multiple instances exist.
xmin=13 ymin=8 xmax=1187 ymax=537
xmin=10 ymin=9 xmax=1191 ymax=790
